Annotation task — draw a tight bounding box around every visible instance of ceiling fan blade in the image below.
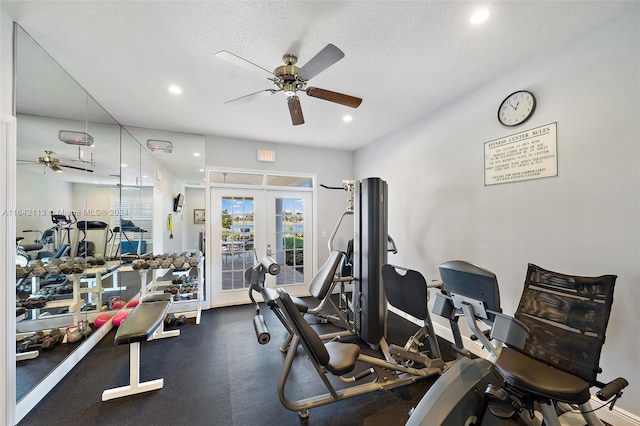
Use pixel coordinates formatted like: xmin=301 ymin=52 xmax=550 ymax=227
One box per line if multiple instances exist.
xmin=214 ymin=50 xmax=276 ymax=80
xmin=59 ymin=164 xmax=94 ymax=173
xmin=224 ymin=89 xmax=279 ymax=105
xmin=298 ymin=44 xmax=345 ymax=81
xmin=305 ymin=87 xmax=362 ymax=108
xmin=287 ymin=96 xmax=305 ymax=126
xmin=50 ymin=164 xmax=63 ymax=173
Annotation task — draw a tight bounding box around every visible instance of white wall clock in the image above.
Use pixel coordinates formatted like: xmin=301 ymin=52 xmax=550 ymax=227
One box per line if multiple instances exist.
xmin=498 ymin=90 xmax=536 ymax=127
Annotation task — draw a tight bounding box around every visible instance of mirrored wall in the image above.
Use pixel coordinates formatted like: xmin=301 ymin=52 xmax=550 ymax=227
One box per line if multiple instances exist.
xmin=13 ymin=23 xmax=205 ymax=418
xmin=15 ymin=22 xmax=136 ymax=405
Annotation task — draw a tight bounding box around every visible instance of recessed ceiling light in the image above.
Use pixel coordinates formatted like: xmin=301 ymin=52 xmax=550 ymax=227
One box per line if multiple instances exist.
xmin=121 ymin=163 xmax=128 ymax=168
xmin=470 ymin=9 xmax=490 ymax=24
xmin=343 ymin=115 xmax=353 ymax=123
xmin=193 ymin=152 xmax=200 ymax=157
xmin=168 ymin=85 xmax=182 ymax=95
xmin=199 ymin=169 xmax=205 ymax=172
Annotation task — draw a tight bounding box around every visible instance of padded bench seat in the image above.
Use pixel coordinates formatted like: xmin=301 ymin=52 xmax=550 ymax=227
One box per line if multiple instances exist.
xmin=102 ymin=300 xmax=173 ymax=401
xmin=114 ymin=300 xmax=170 ymax=345
xmin=141 ymin=293 xmax=173 ymax=303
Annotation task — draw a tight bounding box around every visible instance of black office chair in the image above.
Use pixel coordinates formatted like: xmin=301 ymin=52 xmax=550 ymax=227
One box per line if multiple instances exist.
xmin=491 ymin=263 xmax=625 ymax=423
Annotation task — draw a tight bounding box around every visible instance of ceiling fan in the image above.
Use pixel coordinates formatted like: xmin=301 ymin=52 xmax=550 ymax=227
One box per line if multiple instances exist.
xmin=18 ymin=150 xmax=94 ymax=173
xmin=215 ymin=44 xmax=362 ymax=125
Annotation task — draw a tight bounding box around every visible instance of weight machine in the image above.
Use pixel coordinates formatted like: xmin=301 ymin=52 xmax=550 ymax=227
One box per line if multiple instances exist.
xmin=246 ymin=250 xmax=447 ymax=420
xmin=322 ymin=177 xmax=397 ymax=349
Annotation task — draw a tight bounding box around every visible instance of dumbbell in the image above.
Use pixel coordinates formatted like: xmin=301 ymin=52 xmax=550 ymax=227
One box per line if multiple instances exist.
xmin=16 ymin=265 xmax=30 ymax=279
xmin=109 ymin=296 xmax=126 ymax=310
xmin=59 ymin=262 xmax=73 ymax=274
xmin=164 ymin=314 xmax=187 ymax=327
xmin=71 ymin=263 xmax=85 ymax=273
xmin=41 ymin=329 xmax=64 ymax=350
xmin=172 ymin=256 xmax=186 ymax=269
xmin=45 ymin=263 xmax=61 ymax=276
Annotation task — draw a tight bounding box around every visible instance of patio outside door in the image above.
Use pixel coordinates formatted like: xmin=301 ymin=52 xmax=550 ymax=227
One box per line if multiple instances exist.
xmin=210 ymin=188 xmax=312 ymax=307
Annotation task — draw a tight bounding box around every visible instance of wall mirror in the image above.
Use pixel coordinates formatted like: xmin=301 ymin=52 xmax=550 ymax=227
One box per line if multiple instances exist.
xmin=13 ymin=23 xmax=206 ymax=418
xmin=14 ymin=23 xmax=133 ymax=408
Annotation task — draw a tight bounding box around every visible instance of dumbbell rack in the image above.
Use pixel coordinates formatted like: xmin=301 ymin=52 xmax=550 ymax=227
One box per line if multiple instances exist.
xmin=137 ymin=265 xmax=203 ymax=325
xmin=78 ymin=262 xmax=122 ymax=311
xmin=16 ymin=274 xmax=81 ymax=333
xmin=15 ymin=310 xmax=39 ymax=361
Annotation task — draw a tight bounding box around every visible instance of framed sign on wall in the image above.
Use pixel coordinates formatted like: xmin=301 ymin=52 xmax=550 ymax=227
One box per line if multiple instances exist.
xmin=194 ymin=209 xmax=205 ymax=224
xmin=484 ymin=122 xmax=558 ymax=186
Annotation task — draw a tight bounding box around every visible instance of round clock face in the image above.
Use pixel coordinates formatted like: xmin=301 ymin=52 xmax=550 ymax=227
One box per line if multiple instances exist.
xmin=498 ymin=90 xmax=536 ymax=127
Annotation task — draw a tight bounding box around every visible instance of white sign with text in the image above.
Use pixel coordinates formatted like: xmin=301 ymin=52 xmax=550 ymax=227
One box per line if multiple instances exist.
xmin=484 ymin=122 xmax=557 ymax=186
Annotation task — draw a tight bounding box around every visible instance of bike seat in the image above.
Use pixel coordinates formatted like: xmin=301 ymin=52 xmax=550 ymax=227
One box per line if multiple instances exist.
xmin=495 ymin=347 xmax=591 ymax=404
xmin=18 ymin=243 xmax=43 ymax=252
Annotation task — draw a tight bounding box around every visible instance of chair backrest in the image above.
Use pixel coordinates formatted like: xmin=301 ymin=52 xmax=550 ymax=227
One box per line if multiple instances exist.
xmin=308 ymin=251 xmax=344 ymax=300
xmin=382 ymin=264 xmax=428 ymax=320
xmin=515 ymin=263 xmax=616 ymax=383
xmin=276 ymin=288 xmax=329 ymax=367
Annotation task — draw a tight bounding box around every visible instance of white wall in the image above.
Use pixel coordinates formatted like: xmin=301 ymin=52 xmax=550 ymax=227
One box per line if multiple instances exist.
xmin=1 ymin=11 xmax=16 ymax=426
xmin=16 ymin=169 xmax=73 ymax=240
xmin=355 ymin=9 xmax=640 ymax=415
xmin=185 ymin=186 xmax=205 ymax=251
xmin=152 ymin=162 xmax=185 ymax=254
xmin=205 ymin=135 xmax=354 ymax=265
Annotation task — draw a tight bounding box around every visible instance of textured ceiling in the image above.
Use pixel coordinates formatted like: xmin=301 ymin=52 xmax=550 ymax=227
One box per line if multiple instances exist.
xmin=2 ymin=1 xmax=638 ymax=152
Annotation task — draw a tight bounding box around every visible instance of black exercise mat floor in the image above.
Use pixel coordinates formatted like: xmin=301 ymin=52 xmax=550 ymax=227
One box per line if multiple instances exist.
xmin=18 ymin=302 xmax=451 ymax=426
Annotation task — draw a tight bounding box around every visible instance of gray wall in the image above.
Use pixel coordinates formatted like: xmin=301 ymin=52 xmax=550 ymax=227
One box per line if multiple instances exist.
xmin=354 ymin=9 xmax=639 ymax=414
xmin=205 ymin=135 xmax=354 ymax=264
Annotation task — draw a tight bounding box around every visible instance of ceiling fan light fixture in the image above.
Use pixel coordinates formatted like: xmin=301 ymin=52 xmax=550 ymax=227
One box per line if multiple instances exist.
xmin=146 ymin=139 xmax=173 ymax=153
xmin=59 ymin=130 xmax=94 ymax=146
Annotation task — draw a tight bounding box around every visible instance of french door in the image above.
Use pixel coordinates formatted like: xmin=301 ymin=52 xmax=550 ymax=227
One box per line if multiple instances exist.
xmin=209 ymin=187 xmax=312 ymax=307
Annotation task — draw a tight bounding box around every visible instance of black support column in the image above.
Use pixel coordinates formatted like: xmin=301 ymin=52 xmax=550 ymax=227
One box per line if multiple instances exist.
xmin=353 ymin=177 xmax=388 ymax=348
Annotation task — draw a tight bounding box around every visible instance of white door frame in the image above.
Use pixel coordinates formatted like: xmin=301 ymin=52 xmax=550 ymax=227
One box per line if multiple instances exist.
xmin=205 ymin=169 xmax=316 ymax=308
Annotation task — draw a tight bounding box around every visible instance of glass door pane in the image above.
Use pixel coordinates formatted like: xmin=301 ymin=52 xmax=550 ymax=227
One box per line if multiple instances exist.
xmin=221 ymin=195 xmax=255 ymax=290
xmin=273 ymin=197 xmax=304 ymax=285
xmin=268 ymin=191 xmax=312 ymax=294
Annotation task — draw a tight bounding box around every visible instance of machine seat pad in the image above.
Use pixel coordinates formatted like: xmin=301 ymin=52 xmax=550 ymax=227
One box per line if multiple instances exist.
xmin=325 ymin=341 xmax=360 ymax=376
xmin=495 ymin=347 xmax=591 ymax=404
xmin=141 ymin=293 xmax=173 ymax=303
xmin=114 ymin=301 xmax=170 ymax=345
xmin=261 ymin=287 xmax=308 ymax=312
xmin=261 ymin=287 xmax=279 ymax=308
xmin=18 ymin=243 xmax=43 ymax=252
xmin=290 ymin=295 xmax=309 ymax=314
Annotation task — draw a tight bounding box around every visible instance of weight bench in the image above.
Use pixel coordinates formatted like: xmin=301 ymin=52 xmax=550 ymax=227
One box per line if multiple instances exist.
xmin=101 ymin=299 xmax=171 ymax=401
xmin=141 ymin=293 xmax=180 ymax=340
